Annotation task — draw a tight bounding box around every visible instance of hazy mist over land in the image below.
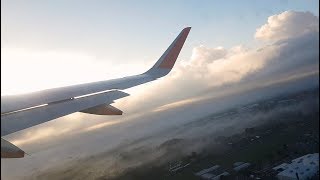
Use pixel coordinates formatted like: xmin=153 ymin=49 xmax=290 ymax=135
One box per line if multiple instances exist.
xmin=9 ymin=75 xmax=319 ymax=180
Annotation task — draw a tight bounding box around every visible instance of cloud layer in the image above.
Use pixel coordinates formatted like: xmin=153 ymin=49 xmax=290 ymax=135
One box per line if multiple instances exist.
xmin=117 ymin=10 xmax=318 ymax=114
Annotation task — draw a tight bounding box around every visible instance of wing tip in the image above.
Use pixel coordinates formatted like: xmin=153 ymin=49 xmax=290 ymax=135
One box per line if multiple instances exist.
xmin=144 ymin=27 xmax=191 ymax=77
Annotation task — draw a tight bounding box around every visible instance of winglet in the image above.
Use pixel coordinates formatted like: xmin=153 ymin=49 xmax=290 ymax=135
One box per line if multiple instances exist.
xmin=144 ymin=27 xmax=191 ymax=78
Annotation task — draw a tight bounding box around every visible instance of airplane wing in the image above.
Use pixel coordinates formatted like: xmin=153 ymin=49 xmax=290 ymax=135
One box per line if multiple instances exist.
xmin=1 ymin=27 xmax=191 ymax=158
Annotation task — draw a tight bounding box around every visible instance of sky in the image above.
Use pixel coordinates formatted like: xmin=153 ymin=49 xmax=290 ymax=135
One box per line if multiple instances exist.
xmin=1 ymin=0 xmax=319 ymax=94
xmin=1 ymin=1 xmax=319 ymax=179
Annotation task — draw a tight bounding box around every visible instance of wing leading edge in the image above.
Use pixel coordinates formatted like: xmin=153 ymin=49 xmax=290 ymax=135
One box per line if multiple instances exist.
xmin=1 ymin=27 xmax=191 ymax=158
xmin=1 ymin=27 xmax=191 ymax=114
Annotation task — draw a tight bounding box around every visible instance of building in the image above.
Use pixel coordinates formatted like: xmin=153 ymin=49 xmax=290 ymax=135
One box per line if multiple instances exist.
xmin=168 ymin=160 xmax=190 ymax=173
xmin=273 ymin=153 xmax=319 ymax=180
xmin=233 ymin=162 xmax=251 ymax=172
xmin=194 ymin=165 xmax=230 ymax=180
xmin=273 ymin=163 xmax=289 ymax=172
xmin=195 ymin=165 xmax=220 ymax=176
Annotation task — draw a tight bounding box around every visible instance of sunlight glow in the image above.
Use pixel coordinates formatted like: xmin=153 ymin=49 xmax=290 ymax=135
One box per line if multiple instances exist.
xmin=83 ymin=120 xmax=122 ymax=132
xmin=1 ymin=48 xmax=147 ymax=95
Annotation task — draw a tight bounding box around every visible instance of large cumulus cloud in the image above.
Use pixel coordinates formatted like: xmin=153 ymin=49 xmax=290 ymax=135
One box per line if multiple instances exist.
xmin=255 ymin=11 xmax=319 ymax=41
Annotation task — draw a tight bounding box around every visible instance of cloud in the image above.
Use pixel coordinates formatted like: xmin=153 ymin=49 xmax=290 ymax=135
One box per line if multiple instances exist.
xmin=117 ymin=11 xmax=318 ymax=114
xmin=189 ymin=46 xmax=227 ymax=66
xmin=255 ymin=11 xmax=319 ymax=41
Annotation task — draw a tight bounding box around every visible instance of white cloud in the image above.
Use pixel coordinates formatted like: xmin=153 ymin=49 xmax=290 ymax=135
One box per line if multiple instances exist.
xmin=101 ymin=11 xmax=319 ymax=128
xmin=255 ymin=11 xmax=319 ymax=41
xmin=189 ymin=46 xmax=227 ymax=66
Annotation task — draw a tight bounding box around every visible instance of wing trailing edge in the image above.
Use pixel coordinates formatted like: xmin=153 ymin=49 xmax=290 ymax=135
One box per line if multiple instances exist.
xmin=1 ymin=90 xmax=129 ymax=136
xmin=80 ymin=104 xmax=122 ymax=115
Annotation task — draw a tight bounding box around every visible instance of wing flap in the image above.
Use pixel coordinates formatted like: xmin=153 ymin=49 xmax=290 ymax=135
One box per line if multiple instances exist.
xmin=1 ymin=138 xmax=25 ymax=158
xmin=80 ymin=104 xmax=122 ymax=115
xmin=1 ymin=75 xmax=153 ymax=114
xmin=1 ymin=90 xmax=129 ymax=136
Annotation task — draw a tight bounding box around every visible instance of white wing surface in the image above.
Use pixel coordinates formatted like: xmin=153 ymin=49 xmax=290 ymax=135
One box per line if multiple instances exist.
xmin=1 ymin=27 xmax=191 ymax=158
